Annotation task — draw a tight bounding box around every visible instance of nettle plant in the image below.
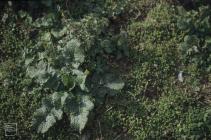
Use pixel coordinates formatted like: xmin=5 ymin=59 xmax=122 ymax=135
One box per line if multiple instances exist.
xmin=19 ymin=12 xmax=124 ymax=134
xmin=177 ymin=6 xmax=211 ymax=72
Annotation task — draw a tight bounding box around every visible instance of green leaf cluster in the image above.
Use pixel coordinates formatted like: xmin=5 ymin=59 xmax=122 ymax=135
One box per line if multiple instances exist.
xmin=17 ymin=11 xmax=125 ymax=134
xmin=178 ymin=6 xmax=211 ymax=72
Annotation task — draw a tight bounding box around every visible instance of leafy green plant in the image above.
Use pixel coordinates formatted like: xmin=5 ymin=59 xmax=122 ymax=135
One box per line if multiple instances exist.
xmin=17 ymin=11 xmax=125 ymax=134
xmin=3 ymin=0 xmax=211 ymax=139
xmin=177 ymin=6 xmax=211 ymax=73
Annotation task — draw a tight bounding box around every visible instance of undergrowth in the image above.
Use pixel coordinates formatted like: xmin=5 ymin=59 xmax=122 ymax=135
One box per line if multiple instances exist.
xmin=0 ymin=0 xmax=211 ymax=140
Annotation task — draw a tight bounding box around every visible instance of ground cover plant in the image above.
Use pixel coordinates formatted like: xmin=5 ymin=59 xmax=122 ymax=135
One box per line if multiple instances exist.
xmin=0 ymin=0 xmax=211 ymax=139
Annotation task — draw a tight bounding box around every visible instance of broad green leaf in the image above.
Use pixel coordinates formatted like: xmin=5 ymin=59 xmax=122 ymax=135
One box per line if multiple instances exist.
xmin=51 ymin=108 xmax=63 ymax=120
xmin=65 ymin=39 xmax=80 ymax=55
xmin=25 ymin=57 xmax=34 ymax=66
xmin=18 ymin=10 xmax=27 ymax=18
xmin=41 ymin=0 xmax=52 ymax=7
xmin=33 ymin=92 xmax=69 ymax=133
xmin=61 ymin=74 xmax=75 ymax=90
xmin=41 ymin=32 xmax=51 ymax=42
xmin=52 ymin=92 xmax=69 ymax=108
xmin=68 ymin=95 xmax=94 ymax=133
xmin=72 ymin=69 xmax=88 ymax=91
xmin=1 ymin=13 xmax=8 ymax=23
xmin=37 ymin=114 xmax=56 ymax=133
xmin=51 ymin=27 xmax=67 ymax=38
xmin=205 ymin=37 xmax=211 ymax=44
xmin=74 ymin=47 xmax=85 ymax=64
xmin=105 ymin=79 xmax=125 ymax=90
xmin=101 ymin=40 xmax=113 ymax=53
xmin=42 ymin=97 xmax=53 ymax=109
xmin=104 ymin=73 xmax=124 ymax=90
xmin=60 ymin=92 xmax=69 ymax=106
xmin=26 ymin=60 xmax=50 ymax=84
xmin=33 ymin=14 xmax=55 ymax=28
xmin=44 ymin=75 xmax=60 ymax=90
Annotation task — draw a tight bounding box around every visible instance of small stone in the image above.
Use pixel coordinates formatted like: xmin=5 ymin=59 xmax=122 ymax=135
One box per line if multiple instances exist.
xmin=178 ymin=71 xmax=184 ymax=82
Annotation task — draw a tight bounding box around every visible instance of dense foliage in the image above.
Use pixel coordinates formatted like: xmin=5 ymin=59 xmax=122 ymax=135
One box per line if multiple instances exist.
xmin=0 ymin=0 xmax=211 ymax=139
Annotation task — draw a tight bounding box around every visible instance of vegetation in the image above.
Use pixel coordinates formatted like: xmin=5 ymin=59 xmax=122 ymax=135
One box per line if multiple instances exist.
xmin=0 ymin=0 xmax=211 ymax=139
